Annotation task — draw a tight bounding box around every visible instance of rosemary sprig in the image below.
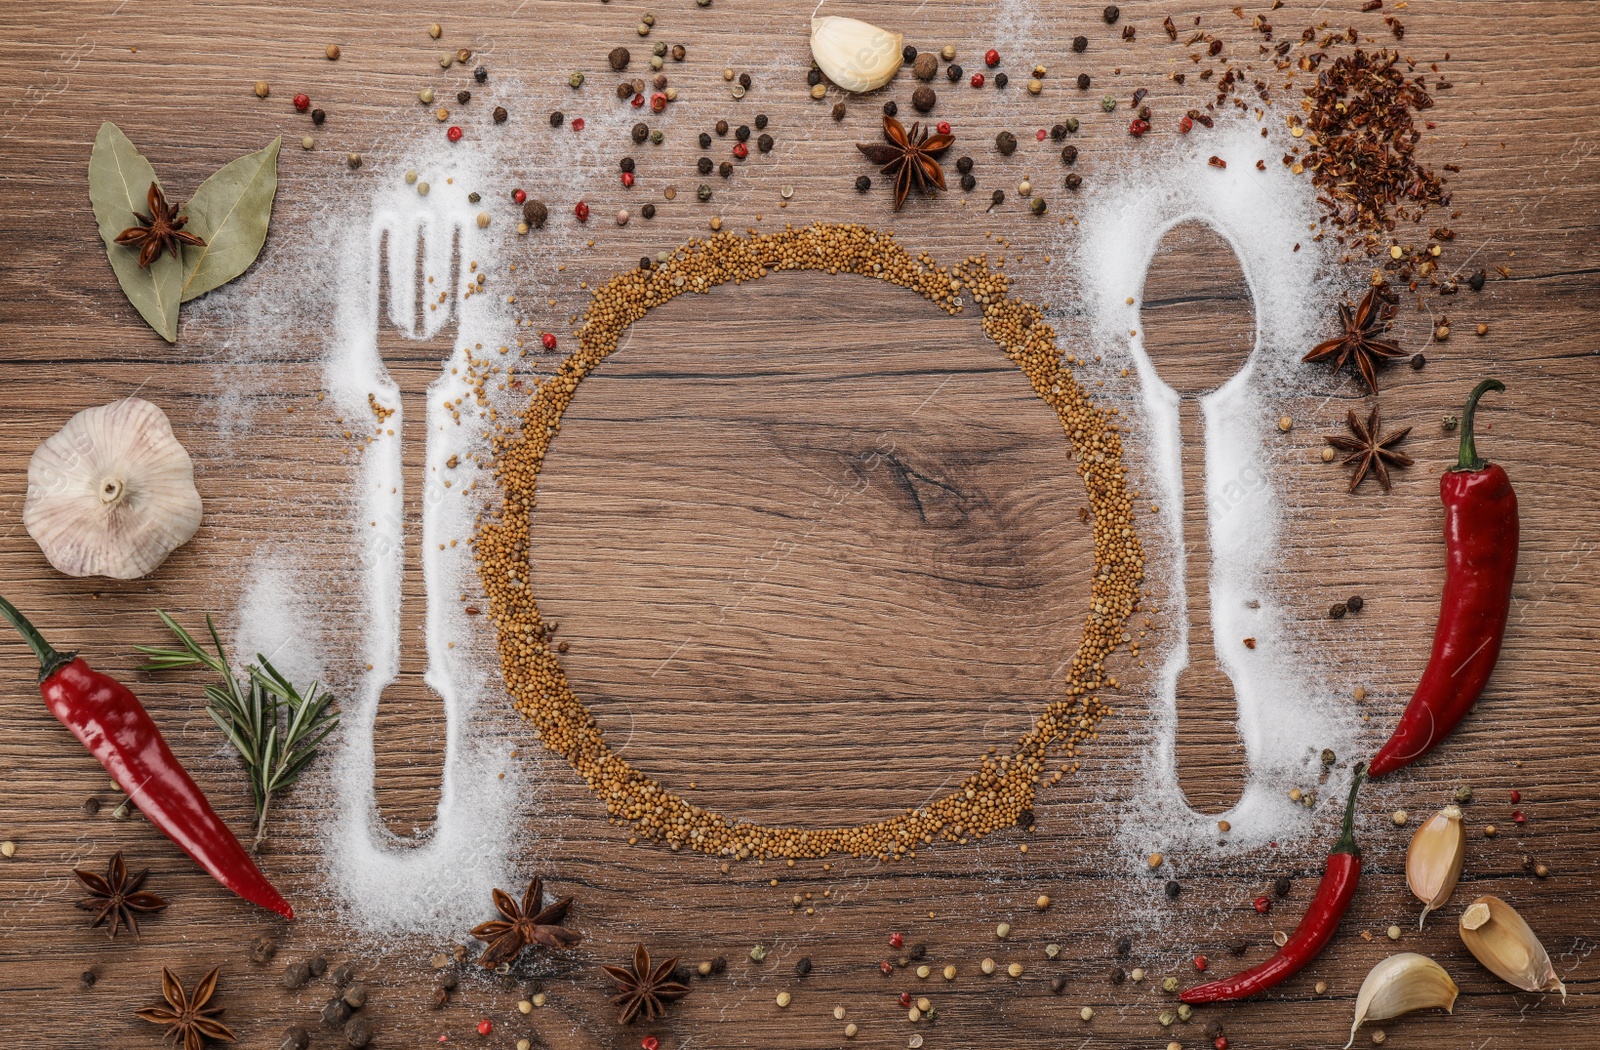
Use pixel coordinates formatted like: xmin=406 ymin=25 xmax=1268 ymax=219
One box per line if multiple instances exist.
xmin=136 ymin=611 xmax=339 ymax=849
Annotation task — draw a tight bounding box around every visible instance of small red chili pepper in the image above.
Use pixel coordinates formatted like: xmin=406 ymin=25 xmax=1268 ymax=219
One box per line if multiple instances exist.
xmin=0 ymin=596 xmax=293 ymax=918
xmin=541 ymin=332 xmax=557 ymax=350
xmin=292 ymin=93 xmax=310 ymax=112
xmin=1253 ymin=896 xmax=1272 ymax=914
xmin=513 ymin=188 xmax=527 ymax=203
xmin=985 ymin=48 xmax=1001 ymax=67
xmin=621 ymin=171 xmax=635 ymax=187
xmin=970 ymin=72 xmax=985 ymax=88
xmin=1181 ymin=766 xmax=1366 ymax=1003
xmin=571 ymin=117 xmax=586 ymax=131
xmin=477 ymin=1018 xmax=492 ymax=1036
xmin=936 ymin=121 xmax=951 ymax=135
xmin=574 ymin=201 xmax=590 ymax=222
xmin=732 ymin=142 xmax=749 ymax=160
xmin=447 ymin=125 xmax=463 ymax=143
xmin=1194 ymin=954 xmax=1208 ymax=971
xmin=1368 ymin=380 xmax=1516 ymax=778
xmin=1510 ymin=789 xmax=1522 ymax=803
xmin=1128 ymin=118 xmax=1150 ymax=137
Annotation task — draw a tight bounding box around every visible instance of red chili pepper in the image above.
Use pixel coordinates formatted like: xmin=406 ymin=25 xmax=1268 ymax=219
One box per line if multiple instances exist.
xmin=0 ymin=596 xmax=293 ymax=918
xmin=1368 ymin=380 xmax=1516 ymax=778
xmin=1181 ymin=766 xmax=1365 ymax=1003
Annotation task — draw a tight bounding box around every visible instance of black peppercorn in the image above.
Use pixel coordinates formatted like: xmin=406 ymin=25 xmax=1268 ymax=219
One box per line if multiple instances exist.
xmin=671 ymin=964 xmax=694 ymax=986
xmin=1410 ymin=353 xmax=1426 ymax=370
xmin=467 ymin=193 xmax=480 ymax=205
xmin=550 ymin=110 xmax=564 ymax=127
xmin=1164 ymin=879 xmax=1181 ymax=900
xmin=474 ymin=65 xmax=488 ymax=83
xmin=310 ymin=108 xmax=326 ymax=125
xmin=1050 ymin=976 xmax=1067 ymax=994
xmin=252 ymin=936 xmax=278 ymax=964
xmin=757 ymin=133 xmax=773 ymax=152
xmin=883 ymin=100 xmax=898 ymax=117
xmin=81 ymin=969 xmax=97 ymax=988
xmin=736 ymin=124 xmax=751 ymax=141
xmin=1469 ymin=269 xmax=1486 ymax=291
xmin=1073 ymin=35 xmax=1089 ymax=52
xmin=959 ymin=173 xmax=977 ymax=191
xmin=320 ymin=997 xmax=353 ymax=1026
xmin=697 ymin=157 xmax=714 ymax=175
xmin=902 ymin=44 xmax=918 ymax=62
xmin=280 ymin=1027 xmax=310 ymax=1050
xmin=994 ymin=71 xmax=1008 ymax=89
xmin=698 ymin=131 xmax=712 ymax=148
xmin=1115 ymin=936 xmax=1132 ymax=957
xmin=855 ymin=175 xmax=872 ymax=191
xmin=715 ymin=119 xmax=729 ymax=135
xmin=989 ymin=188 xmax=1005 ymax=208
xmin=345 ymin=1017 xmax=374 ymax=1049
xmin=912 ymin=85 xmax=936 ymax=112
xmin=617 ymin=82 xmax=635 ymax=100
xmin=1109 ymin=965 xmax=1126 ymax=984
xmin=1050 ymin=123 xmax=1067 ymax=141
xmin=1347 ymin=595 xmax=1365 ymax=613
xmin=456 ymin=90 xmax=471 ymax=104
xmin=710 ymin=956 xmax=728 ymax=975
xmin=831 ymin=102 xmax=846 ymax=120
xmin=609 ymin=47 xmax=631 ymax=71
xmin=909 ymin=943 xmax=927 ymax=960
xmin=1275 ymin=875 xmax=1292 ymax=896
xmin=672 ymin=43 xmax=686 ymax=61
xmin=641 ymin=203 xmax=656 ymax=219
xmin=1077 ymin=72 xmax=1091 ymax=90
xmin=754 ymin=113 xmax=768 ymax=129
xmin=283 ymin=962 xmax=311 ymax=990
xmin=718 ymin=160 xmax=733 ymax=177
xmin=736 ymin=72 xmax=750 ymax=89
xmin=1065 ymin=172 xmax=1082 ymax=189
xmin=1138 ymin=104 xmax=1151 ymax=121
xmin=1330 ymin=602 xmax=1348 ymax=619
xmin=807 ymin=67 xmax=822 ymax=87
xmin=795 ymin=956 xmax=813 ymax=975
xmin=955 ymin=155 xmax=973 ymax=173
xmin=1061 ymin=145 xmax=1078 ymax=164
xmin=1104 ymin=5 xmax=1120 ymax=23
xmin=1227 ymin=937 xmax=1249 ymax=956
xmin=946 ymin=63 xmax=963 ymax=83
xmin=995 ymin=130 xmax=1018 ymax=155
xmin=632 ymin=122 xmax=649 ymax=143
xmin=620 ymin=157 xmax=635 ymax=172
xmin=493 ymin=106 xmax=507 ymax=123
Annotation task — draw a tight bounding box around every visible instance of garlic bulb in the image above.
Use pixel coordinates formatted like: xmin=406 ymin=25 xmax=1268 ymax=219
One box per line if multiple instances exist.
xmin=810 ymin=16 xmax=904 ymax=93
xmin=1347 ymin=953 xmax=1458 ymax=1048
xmin=1459 ymin=895 xmax=1566 ymax=1000
xmin=23 ymin=398 xmax=203 ymax=579
xmin=1406 ymin=803 xmax=1466 ymax=927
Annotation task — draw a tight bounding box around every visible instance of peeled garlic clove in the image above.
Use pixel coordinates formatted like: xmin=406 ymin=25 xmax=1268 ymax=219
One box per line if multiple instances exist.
xmin=1347 ymin=953 xmax=1458 ymax=1049
xmin=23 ymin=398 xmax=203 ymax=580
xmin=1407 ymin=803 xmax=1466 ymax=927
xmin=1459 ymin=895 xmax=1566 ymax=1001
xmin=810 ymin=16 xmax=903 ymax=94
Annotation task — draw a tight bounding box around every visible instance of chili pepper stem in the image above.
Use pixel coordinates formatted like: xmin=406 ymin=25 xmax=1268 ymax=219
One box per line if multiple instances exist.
xmin=0 ymin=592 xmax=76 ymax=682
xmin=1454 ymin=379 xmax=1505 ymax=472
xmin=1332 ymin=763 xmax=1367 ymax=856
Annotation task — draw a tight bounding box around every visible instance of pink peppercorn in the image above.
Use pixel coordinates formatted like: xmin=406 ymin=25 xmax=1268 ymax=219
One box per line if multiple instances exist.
xmin=1253 ymin=896 xmax=1272 ymax=914
xmin=650 ymin=92 xmax=667 ymax=113
xmin=541 ymin=332 xmax=557 ymax=350
xmin=1129 ymin=118 xmax=1150 ymax=137
xmin=513 ymin=188 xmax=526 ymax=203
xmin=1513 ymin=810 xmax=1527 ymax=824
xmin=447 ymin=125 xmax=463 ymax=142
xmin=889 ymin=932 xmax=904 ymax=949
xmin=622 ymin=171 xmax=635 ymax=187
xmin=899 ymin=991 xmax=912 ymax=1007
xmin=879 ymin=960 xmax=893 ymax=974
xmin=1511 ymin=789 xmax=1522 ymax=803
xmin=970 ymin=72 xmax=985 ymax=88
xmin=985 ymin=48 xmax=1001 ymax=67
xmin=1195 ymin=954 xmax=1208 ymax=971
xmin=571 ymin=117 xmax=585 ymax=131
xmin=476 ymin=1019 xmax=492 ymax=1036
xmin=1036 ymin=128 xmax=1047 ymax=141
xmin=641 ymin=1039 xmax=660 ymax=1050
xmin=732 ymin=141 xmax=748 ymax=159
xmin=1179 ymin=115 xmax=1194 ymax=133
xmin=574 ymin=201 xmax=590 ymax=222
xmin=293 ymin=93 xmax=310 ymax=112
xmin=936 ymin=121 xmax=950 ymax=135
xmin=631 ymin=92 xmax=645 ymax=108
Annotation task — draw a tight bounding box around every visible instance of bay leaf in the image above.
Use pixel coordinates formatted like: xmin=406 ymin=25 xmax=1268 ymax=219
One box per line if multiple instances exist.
xmin=87 ymin=121 xmax=180 ymax=342
xmin=180 ymin=136 xmax=281 ymax=302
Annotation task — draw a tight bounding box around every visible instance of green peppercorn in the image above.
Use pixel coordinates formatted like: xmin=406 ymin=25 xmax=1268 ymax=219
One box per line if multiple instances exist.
xmin=1101 ymin=95 xmax=1117 ymax=112
xmin=569 ymin=72 xmax=584 ymax=89
xmin=697 ymin=183 xmax=712 ymax=201
xmin=1030 ymin=196 xmax=1047 ymax=215
xmin=650 ymin=129 xmax=664 ymax=144
xmin=1065 ymin=116 xmax=1080 ymax=132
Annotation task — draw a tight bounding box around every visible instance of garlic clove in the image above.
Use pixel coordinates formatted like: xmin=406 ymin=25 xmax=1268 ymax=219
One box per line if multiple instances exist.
xmin=810 ymin=16 xmax=904 ymax=94
xmin=1459 ymin=895 xmax=1566 ymax=1001
xmin=23 ymin=398 xmax=203 ymax=580
xmin=1406 ymin=803 xmax=1466 ymax=927
xmin=1347 ymin=953 xmax=1458 ymax=1049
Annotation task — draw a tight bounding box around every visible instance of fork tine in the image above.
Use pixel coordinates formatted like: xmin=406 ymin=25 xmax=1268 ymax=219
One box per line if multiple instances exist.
xmin=415 ymin=218 xmax=462 ymax=340
xmin=384 ymin=218 xmax=422 ymax=337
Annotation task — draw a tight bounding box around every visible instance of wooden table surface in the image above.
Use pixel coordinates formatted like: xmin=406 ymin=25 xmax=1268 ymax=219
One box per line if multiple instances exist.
xmin=1 ymin=2 xmax=1596 ymax=1048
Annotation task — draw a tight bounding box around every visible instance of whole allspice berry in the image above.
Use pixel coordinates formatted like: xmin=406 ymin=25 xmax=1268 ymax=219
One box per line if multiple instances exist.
xmin=522 ymin=199 xmax=549 ymax=228
xmin=1104 ymin=5 xmax=1121 ymax=23
xmin=912 ymin=52 xmax=939 ymax=80
xmin=493 ymin=105 xmax=508 ymax=123
xmin=251 ymin=935 xmax=279 ymax=964
xmin=282 ymin=962 xmax=311 ymax=990
xmin=911 ymin=85 xmax=937 ymax=113
xmin=609 ymin=46 xmax=631 ymax=71
xmin=280 ymin=1027 xmax=311 ymax=1050
xmin=995 ymin=130 xmax=1018 ymax=155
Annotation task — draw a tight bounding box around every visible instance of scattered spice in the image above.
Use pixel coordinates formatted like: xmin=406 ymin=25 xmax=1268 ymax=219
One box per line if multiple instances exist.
xmin=1326 ymin=405 xmax=1413 ymax=493
xmin=857 ymin=116 xmax=954 ymax=211
xmin=604 ymin=945 xmax=690 ymax=1025
xmin=136 ymin=967 xmax=235 ymax=1050
xmin=470 ymin=875 xmax=580 ymax=967
xmin=1304 ymin=288 xmax=1402 ymax=393
xmin=73 ymin=851 xmax=167 ymax=939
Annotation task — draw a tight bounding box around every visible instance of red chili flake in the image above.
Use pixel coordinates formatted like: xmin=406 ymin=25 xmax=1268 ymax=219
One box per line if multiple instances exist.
xmin=899 ymin=991 xmax=913 ymax=1007
xmin=571 ymin=117 xmax=585 ymax=131
xmin=1179 ymin=115 xmax=1193 ymax=133
xmin=641 ymin=1039 xmax=660 ymax=1050
xmin=447 ymin=125 xmax=463 ymax=143
xmin=621 ymin=171 xmax=635 ymax=187
xmin=936 ymin=121 xmax=951 ymax=135
xmin=985 ymin=48 xmax=1001 ymax=67
xmin=732 ymin=141 xmax=749 ymax=159
xmin=889 ymin=932 xmax=904 ymax=949
xmin=1513 ymin=810 xmax=1527 ymax=824
xmin=513 ymin=188 xmax=527 ymax=203
xmin=651 ymin=92 xmax=667 ymax=113
xmin=1510 ymin=789 xmax=1522 ymax=803
xmin=1208 ymin=155 xmax=1227 ymax=168
xmin=1128 ymin=118 xmax=1150 ymax=137
xmin=477 ymin=1019 xmax=492 ymax=1036
xmin=542 ymin=332 xmax=558 ymax=350
xmin=970 ymin=72 xmax=985 ymax=88
xmin=293 ymin=93 xmax=310 ymax=112
xmin=879 ymin=960 xmax=894 ymax=974
xmin=1253 ymin=896 xmax=1271 ymax=914
xmin=1195 ymin=954 xmax=1209 ymax=971
xmin=574 ymin=201 xmax=590 ymax=222
xmin=631 ymin=93 xmax=645 ymax=108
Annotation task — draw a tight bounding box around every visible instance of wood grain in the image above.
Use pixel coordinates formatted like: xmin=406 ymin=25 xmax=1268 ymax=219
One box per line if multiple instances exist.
xmin=0 ymin=2 xmax=1597 ymax=1048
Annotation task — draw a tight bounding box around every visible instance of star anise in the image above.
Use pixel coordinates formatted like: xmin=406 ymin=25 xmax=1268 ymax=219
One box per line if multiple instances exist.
xmin=73 ymin=851 xmax=167 ymax=940
xmin=469 ymin=875 xmax=581 ymax=969
xmin=114 ymin=182 xmax=206 ymax=269
xmin=603 ymin=944 xmax=690 ymax=1025
xmin=1302 ymin=287 xmax=1405 ymax=392
xmin=856 ymin=115 xmax=954 ymax=211
xmin=135 ymin=967 xmax=236 ymax=1050
xmin=1326 ymin=404 xmax=1413 ymax=492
